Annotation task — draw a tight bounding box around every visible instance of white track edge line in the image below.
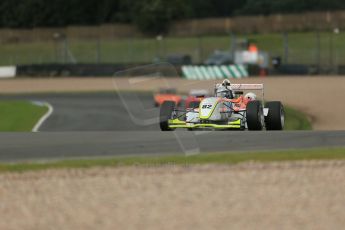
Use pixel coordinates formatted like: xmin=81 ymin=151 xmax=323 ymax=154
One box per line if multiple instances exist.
xmin=32 ymin=102 xmax=54 ymax=132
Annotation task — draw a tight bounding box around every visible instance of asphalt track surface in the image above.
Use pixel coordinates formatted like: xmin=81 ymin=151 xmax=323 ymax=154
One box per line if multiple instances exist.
xmin=0 ymin=92 xmax=345 ymax=162
xmin=1 ymin=92 xmax=158 ymax=131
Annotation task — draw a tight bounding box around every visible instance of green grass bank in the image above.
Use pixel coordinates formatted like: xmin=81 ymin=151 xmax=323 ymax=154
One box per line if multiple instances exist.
xmin=1 ymin=148 xmax=344 ymax=173
xmin=0 ymin=100 xmax=48 ymax=131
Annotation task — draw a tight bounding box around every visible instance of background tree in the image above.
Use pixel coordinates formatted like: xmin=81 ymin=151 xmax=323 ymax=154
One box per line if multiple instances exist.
xmin=1 ymin=0 xmax=345 ymax=33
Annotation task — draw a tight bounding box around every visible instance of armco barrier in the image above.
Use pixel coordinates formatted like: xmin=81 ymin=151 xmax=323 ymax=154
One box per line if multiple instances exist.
xmin=11 ymin=63 xmax=182 ymax=77
xmin=3 ymin=63 xmax=329 ymax=78
xmin=15 ymin=64 xmax=151 ymax=77
xmin=182 ymin=65 xmax=248 ymax=80
xmin=16 ymin=64 xmax=128 ymax=77
xmin=6 ymin=64 xmax=243 ymax=78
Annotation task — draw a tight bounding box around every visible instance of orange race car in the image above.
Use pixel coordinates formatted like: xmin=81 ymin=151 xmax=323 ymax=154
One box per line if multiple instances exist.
xmin=228 ymin=92 xmax=253 ymax=111
xmin=154 ymin=88 xmax=182 ymax=107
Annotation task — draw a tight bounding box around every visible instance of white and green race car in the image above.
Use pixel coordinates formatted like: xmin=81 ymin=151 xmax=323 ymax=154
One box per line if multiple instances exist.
xmin=159 ymin=81 xmax=284 ymax=131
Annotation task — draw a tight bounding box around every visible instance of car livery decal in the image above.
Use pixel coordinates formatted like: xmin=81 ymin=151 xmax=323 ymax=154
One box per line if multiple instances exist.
xmin=199 ymin=99 xmax=220 ymax=119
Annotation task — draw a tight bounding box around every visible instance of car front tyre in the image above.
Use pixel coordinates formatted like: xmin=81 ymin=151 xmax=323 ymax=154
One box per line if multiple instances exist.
xmin=160 ymin=101 xmax=175 ymax=131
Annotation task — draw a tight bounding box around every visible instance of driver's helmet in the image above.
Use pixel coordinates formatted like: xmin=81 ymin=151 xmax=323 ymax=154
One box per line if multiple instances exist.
xmin=222 ymin=79 xmax=231 ymax=88
xmin=244 ymin=92 xmax=257 ymax=101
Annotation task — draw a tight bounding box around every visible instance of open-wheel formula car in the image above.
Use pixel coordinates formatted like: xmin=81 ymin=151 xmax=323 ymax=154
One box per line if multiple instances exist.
xmin=159 ymin=80 xmax=284 ymax=131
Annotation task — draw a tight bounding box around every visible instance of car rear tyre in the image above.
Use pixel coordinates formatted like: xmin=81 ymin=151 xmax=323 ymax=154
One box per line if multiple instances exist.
xmin=265 ymin=101 xmax=284 ymax=130
xmin=246 ymin=100 xmax=264 ymax=130
xmin=160 ymin=101 xmax=175 ymax=131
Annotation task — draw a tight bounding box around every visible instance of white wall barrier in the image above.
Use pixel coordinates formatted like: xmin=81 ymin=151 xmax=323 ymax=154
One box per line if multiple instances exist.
xmin=0 ymin=66 xmax=16 ymax=78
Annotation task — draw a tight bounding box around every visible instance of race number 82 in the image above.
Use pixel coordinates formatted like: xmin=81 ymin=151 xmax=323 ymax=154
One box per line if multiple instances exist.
xmin=202 ymin=105 xmax=212 ymax=109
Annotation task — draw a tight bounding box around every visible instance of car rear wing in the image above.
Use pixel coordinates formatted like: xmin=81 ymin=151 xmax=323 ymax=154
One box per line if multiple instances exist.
xmin=231 ymin=84 xmax=265 ymax=103
xmin=230 ymin=84 xmax=264 ymax=90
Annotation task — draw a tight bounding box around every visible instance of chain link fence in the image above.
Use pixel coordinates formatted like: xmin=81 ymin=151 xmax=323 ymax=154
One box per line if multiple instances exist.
xmin=1 ymin=31 xmax=344 ymax=73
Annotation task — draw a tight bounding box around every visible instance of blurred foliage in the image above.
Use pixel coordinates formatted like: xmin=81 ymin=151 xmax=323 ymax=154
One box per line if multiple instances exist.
xmin=237 ymin=0 xmax=345 ymax=15
xmin=1 ymin=0 xmax=345 ymax=33
xmin=133 ymin=0 xmax=188 ymax=35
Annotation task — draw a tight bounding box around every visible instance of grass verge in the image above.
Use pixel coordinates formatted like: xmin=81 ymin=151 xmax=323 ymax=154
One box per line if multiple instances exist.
xmin=0 ymin=100 xmax=48 ymax=131
xmin=1 ymin=148 xmax=345 ymax=173
xmin=284 ymin=106 xmax=312 ymax=130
